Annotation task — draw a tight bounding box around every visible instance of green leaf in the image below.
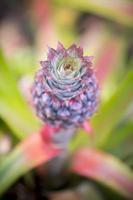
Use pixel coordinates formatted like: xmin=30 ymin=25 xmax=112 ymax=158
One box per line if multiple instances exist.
xmin=92 ymin=70 xmax=133 ymax=147
xmin=0 ymin=98 xmax=39 ymax=139
xmin=0 ymin=132 xmax=61 ymax=196
xmin=0 ymin=50 xmax=39 ymax=139
xmin=104 ymin=121 xmax=133 ymax=153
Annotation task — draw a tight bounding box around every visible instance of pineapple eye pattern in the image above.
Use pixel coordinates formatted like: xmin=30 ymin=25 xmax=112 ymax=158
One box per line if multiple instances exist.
xmin=32 ymin=42 xmax=99 ymax=129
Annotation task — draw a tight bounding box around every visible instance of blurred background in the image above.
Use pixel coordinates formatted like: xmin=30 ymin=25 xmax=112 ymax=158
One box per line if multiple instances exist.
xmin=0 ymin=0 xmax=133 ymax=199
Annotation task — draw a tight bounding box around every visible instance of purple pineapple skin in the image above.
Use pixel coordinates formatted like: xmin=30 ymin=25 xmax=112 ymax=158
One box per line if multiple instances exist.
xmin=32 ymin=42 xmax=99 ymax=129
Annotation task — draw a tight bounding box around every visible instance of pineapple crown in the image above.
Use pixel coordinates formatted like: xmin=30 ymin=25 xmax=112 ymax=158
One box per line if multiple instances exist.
xmin=40 ymin=42 xmax=94 ymax=100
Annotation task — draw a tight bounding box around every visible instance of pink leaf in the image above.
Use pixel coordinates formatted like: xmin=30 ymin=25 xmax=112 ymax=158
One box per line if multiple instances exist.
xmin=21 ymin=126 xmax=62 ymax=168
xmin=71 ymin=148 xmax=133 ymax=199
xmin=82 ymin=121 xmax=93 ymax=136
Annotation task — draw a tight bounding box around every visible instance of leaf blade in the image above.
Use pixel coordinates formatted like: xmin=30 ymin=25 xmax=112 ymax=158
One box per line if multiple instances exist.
xmin=92 ymin=70 xmax=133 ymax=147
xmin=0 ymin=131 xmax=62 ymax=196
xmin=71 ymin=148 xmax=133 ymax=199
